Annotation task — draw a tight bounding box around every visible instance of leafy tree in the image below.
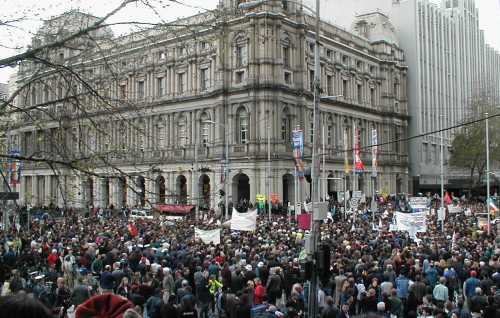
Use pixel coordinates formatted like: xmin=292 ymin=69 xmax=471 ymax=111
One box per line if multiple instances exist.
xmin=449 ymin=99 xmax=500 ymax=191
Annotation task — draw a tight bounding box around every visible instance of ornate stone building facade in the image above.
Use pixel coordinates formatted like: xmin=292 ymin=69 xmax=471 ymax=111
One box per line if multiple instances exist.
xmin=10 ymin=0 xmax=408 ymax=210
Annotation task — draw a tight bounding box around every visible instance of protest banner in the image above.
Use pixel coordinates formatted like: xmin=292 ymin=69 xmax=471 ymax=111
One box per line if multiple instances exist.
xmin=230 ymin=208 xmax=257 ymax=231
xmin=395 ymin=212 xmax=427 ymax=233
xmin=195 ymin=228 xmax=221 ymax=245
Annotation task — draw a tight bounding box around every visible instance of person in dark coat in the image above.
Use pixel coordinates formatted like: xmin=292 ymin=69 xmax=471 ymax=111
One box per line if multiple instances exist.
xmin=320 ymin=296 xmax=340 ymax=318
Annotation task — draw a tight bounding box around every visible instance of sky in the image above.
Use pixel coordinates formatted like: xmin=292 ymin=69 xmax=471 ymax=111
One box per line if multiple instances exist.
xmin=0 ymin=0 xmax=499 ymax=84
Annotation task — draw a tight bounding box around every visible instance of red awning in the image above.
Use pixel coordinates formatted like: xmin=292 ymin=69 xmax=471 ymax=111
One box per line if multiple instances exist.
xmin=154 ymin=204 xmax=195 ymax=214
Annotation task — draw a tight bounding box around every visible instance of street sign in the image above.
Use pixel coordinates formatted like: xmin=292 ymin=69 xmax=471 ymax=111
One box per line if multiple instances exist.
xmin=0 ymin=192 xmax=19 ymax=200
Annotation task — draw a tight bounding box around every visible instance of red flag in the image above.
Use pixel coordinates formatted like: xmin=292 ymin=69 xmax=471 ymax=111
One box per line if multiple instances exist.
xmin=128 ymin=223 xmax=138 ymax=237
xmin=444 ymin=191 xmax=452 ymax=205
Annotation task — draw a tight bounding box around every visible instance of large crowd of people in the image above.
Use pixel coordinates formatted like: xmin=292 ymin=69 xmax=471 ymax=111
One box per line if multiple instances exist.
xmin=0 ymin=195 xmax=499 ymax=318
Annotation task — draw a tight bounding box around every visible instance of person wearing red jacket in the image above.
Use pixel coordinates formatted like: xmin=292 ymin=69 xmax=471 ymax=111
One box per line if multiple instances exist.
xmin=254 ymin=277 xmax=266 ymax=305
xmin=47 ymin=249 xmax=59 ymax=269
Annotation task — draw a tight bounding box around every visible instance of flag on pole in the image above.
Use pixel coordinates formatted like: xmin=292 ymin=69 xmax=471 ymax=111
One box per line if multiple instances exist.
xmin=343 ymin=128 xmax=351 ymax=174
xmin=490 ymin=201 xmax=499 ymax=215
xmin=292 ymin=129 xmax=305 ymax=179
xmin=371 ymin=129 xmax=378 ymax=177
xmin=444 ymin=191 xmax=453 ymax=205
xmin=354 ymin=126 xmax=365 ymax=174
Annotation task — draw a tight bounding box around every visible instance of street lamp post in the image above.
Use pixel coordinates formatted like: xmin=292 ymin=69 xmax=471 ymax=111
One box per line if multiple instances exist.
xmin=203 ymin=120 xmax=229 ymax=220
xmin=486 ymin=112 xmax=491 ymax=236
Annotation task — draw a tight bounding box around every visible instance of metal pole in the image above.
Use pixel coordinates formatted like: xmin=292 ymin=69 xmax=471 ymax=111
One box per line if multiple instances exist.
xmin=268 ymin=110 xmax=272 ymax=222
xmin=294 ymin=165 xmax=298 ymax=222
xmin=322 ymin=124 xmax=326 ymax=201
xmin=225 ymin=126 xmax=229 ymax=220
xmin=372 ymin=176 xmax=376 ymax=226
xmin=308 ymin=1 xmax=321 ymax=317
xmin=344 ymin=176 xmax=347 ymax=221
xmin=194 ymin=125 xmax=199 ymax=220
xmin=486 ymin=113 xmax=491 ymax=236
xmin=440 ymin=124 xmax=444 ymax=232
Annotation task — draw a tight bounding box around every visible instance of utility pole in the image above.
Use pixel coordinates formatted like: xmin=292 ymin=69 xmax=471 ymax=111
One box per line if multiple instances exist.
xmin=486 ymin=112 xmax=491 ymax=236
xmin=440 ymin=119 xmax=444 ymax=232
xmin=322 ymin=124 xmax=326 ymax=201
xmin=308 ymin=0 xmax=321 ymax=318
xmin=268 ymin=108 xmax=272 ymax=222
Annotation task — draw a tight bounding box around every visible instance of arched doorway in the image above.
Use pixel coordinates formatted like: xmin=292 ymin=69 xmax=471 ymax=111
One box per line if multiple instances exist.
xmin=199 ymin=174 xmax=211 ymax=209
xmin=101 ymin=178 xmax=110 ymax=208
xmin=118 ymin=177 xmax=127 ymax=208
xmin=282 ymin=173 xmax=294 ymax=205
xmin=136 ymin=176 xmax=145 ymax=207
xmin=176 ymin=175 xmax=187 ymax=204
xmin=156 ymin=176 xmax=166 ymax=204
xmin=233 ymin=173 xmax=250 ymax=203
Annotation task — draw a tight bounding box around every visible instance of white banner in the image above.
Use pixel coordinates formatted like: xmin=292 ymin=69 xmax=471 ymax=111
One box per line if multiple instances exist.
xmin=230 ymin=208 xmax=257 ymax=231
xmin=408 ymin=197 xmax=429 ymax=212
xmin=195 ymin=228 xmax=221 ymax=245
xmin=448 ymin=205 xmax=462 ymax=214
xmin=395 ymin=212 xmax=427 ymax=233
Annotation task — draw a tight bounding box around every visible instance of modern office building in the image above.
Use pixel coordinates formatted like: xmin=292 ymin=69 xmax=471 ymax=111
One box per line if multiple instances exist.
xmin=9 ymin=0 xmax=408 ymax=210
xmin=324 ymin=0 xmax=500 ymax=192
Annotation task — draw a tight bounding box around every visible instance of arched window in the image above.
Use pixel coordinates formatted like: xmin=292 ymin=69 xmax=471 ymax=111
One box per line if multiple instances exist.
xmin=200 ymin=112 xmax=210 ymax=146
xmin=236 ymin=107 xmax=249 ymax=144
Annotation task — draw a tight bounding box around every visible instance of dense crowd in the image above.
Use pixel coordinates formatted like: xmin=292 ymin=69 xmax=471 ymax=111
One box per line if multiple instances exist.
xmin=0 ymin=198 xmax=499 ymax=318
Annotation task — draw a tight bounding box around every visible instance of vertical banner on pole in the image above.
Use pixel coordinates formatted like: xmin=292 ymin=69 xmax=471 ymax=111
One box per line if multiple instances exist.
xmin=354 ymin=126 xmax=365 ymax=174
xmin=292 ymin=129 xmax=305 ymax=179
xmin=8 ymin=150 xmax=21 ymax=187
xmin=343 ymin=128 xmax=351 ymax=174
xmin=371 ymin=129 xmax=378 ymax=177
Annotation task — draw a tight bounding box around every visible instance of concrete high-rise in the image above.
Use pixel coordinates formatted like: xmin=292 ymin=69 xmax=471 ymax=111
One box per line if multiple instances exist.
xmin=323 ymin=0 xmax=500 ymax=192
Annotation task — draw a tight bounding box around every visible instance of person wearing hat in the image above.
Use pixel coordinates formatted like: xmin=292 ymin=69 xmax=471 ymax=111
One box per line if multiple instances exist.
xmin=463 ymin=270 xmax=481 ymax=308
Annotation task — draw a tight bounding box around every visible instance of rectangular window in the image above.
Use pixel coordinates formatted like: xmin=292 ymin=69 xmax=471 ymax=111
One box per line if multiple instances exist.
xmin=200 ymin=68 xmax=209 ymax=91
xmin=394 ymin=83 xmax=398 ymax=98
xmin=235 ymin=70 xmax=244 ymax=84
xmin=284 ymin=72 xmax=292 ymax=85
xmin=235 ymin=45 xmax=247 ymax=68
xmin=201 ymin=123 xmax=209 ymax=145
xmin=137 ymin=81 xmax=145 ymax=99
xmin=281 ymin=118 xmax=289 ymax=141
xmin=283 ymin=46 xmax=290 ymax=67
xmin=357 ymin=84 xmax=362 ymax=104
xmin=310 ymin=119 xmax=314 ymax=144
xmin=342 ymin=80 xmax=348 ymax=99
xmin=157 ymin=77 xmax=164 ymax=97
xmin=327 ymin=75 xmax=333 ymax=96
xmin=326 ymin=49 xmax=332 ymax=59
xmin=179 ymin=124 xmax=186 ymax=146
xmin=240 ymin=117 xmax=248 ymax=144
xmin=327 ymin=125 xmax=333 ymax=146
xmin=370 ymin=88 xmax=375 ymax=106
xmin=309 ymin=70 xmax=315 ymax=91
xmin=119 ymin=84 xmax=127 ymax=99
xmin=178 ymin=73 xmax=185 ymax=94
